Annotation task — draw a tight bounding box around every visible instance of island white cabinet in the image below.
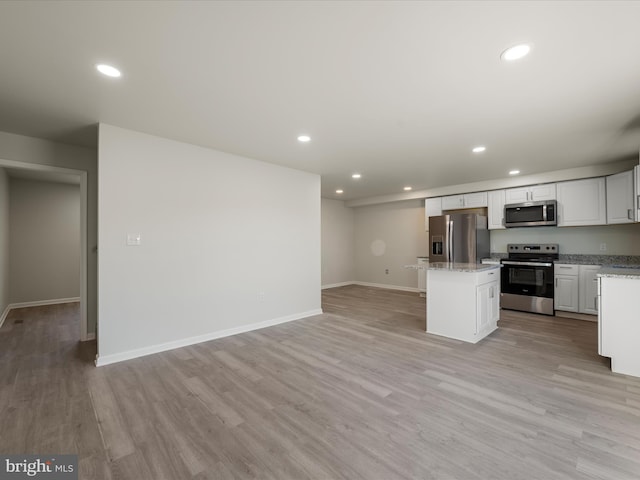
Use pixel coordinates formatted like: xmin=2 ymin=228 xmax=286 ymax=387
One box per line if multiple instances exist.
xmin=554 ymin=264 xmax=579 ymax=313
xmin=427 ymin=265 xmax=500 ymax=343
xmin=598 ymin=271 xmax=640 ymax=377
xmin=417 ymin=257 xmax=428 ymax=296
xmin=505 ymin=184 xmax=556 ymax=204
xmin=579 ymin=265 xmax=601 ymax=315
xmin=488 ymin=190 xmax=506 ymax=230
xmin=441 ymin=192 xmax=488 ymax=210
xmin=606 ymin=170 xmax=635 ymax=224
xmin=556 ymin=177 xmax=606 ymax=227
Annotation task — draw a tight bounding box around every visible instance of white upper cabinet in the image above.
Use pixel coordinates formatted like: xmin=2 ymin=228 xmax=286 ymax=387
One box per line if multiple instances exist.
xmin=425 ymin=197 xmax=443 ymax=230
xmin=441 ymin=192 xmax=488 ymax=210
xmin=487 ymin=190 xmax=506 ymax=230
xmin=464 ymin=191 xmax=489 ymax=208
xmin=606 ymin=170 xmax=635 ymax=224
xmin=505 ymin=184 xmax=556 ymax=204
xmin=556 ymin=177 xmax=606 ymax=227
xmin=441 ymin=195 xmax=464 ymax=210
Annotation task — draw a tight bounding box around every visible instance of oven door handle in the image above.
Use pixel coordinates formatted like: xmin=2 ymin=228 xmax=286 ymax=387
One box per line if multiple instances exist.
xmin=501 ymin=261 xmax=554 ymax=267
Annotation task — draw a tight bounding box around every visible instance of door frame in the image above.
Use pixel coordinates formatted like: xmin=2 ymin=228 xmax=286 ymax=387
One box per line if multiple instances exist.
xmin=0 ymin=159 xmax=90 ymax=341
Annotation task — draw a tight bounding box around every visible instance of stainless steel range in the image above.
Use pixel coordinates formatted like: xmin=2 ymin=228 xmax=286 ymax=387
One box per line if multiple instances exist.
xmin=501 ymin=244 xmax=558 ymax=316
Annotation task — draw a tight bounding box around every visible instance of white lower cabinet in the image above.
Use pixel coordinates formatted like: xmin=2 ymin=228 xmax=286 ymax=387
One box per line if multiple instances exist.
xmin=555 ymin=264 xmax=601 ymax=315
xmin=427 ymin=267 xmax=500 ymax=343
xmin=598 ymin=275 xmax=640 ymax=377
xmin=476 ymin=281 xmax=499 ymax=334
xmin=555 ymin=267 xmax=579 ymax=312
xmin=579 ymin=265 xmax=601 ymax=315
xmin=417 ymin=257 xmax=428 ymax=296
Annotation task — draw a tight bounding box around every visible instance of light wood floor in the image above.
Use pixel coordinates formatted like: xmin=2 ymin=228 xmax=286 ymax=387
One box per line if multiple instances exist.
xmin=1 ymin=287 xmax=640 ymax=479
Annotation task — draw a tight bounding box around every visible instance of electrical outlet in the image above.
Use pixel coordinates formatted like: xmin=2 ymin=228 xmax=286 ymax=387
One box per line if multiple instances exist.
xmin=599 ymin=243 xmax=607 ymax=252
xmin=385 ymin=269 xmax=389 ymax=274
xmin=257 ymin=291 xmax=266 ymax=302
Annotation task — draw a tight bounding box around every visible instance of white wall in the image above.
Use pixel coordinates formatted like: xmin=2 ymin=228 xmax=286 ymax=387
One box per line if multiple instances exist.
xmin=0 ymin=168 xmax=9 ymax=319
xmin=97 ymin=124 xmax=321 ymax=364
xmin=491 ymin=224 xmax=640 ymax=255
xmin=321 ymin=198 xmax=355 ymax=287
xmin=9 ymin=179 xmax=80 ymax=304
xmin=0 ymin=131 xmax=97 ymax=334
xmin=354 ymin=199 xmax=428 ymax=290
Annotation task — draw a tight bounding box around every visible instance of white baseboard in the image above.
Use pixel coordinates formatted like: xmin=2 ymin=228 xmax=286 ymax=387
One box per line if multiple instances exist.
xmin=321 ymin=281 xmax=356 ymax=290
xmin=0 ymin=304 xmax=11 ymax=330
xmin=8 ymin=297 xmax=80 ymax=309
xmin=95 ymin=308 xmax=324 ymax=367
xmin=353 ymin=281 xmax=419 ymax=293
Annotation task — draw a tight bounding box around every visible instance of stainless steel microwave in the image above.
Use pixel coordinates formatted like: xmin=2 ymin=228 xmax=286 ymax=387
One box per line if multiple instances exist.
xmin=504 ymin=200 xmax=557 ymax=227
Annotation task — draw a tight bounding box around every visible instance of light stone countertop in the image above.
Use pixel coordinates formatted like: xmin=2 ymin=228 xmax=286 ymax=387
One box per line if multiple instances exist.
xmin=597 ymin=267 xmax=640 ymax=279
xmin=427 ymin=262 xmax=501 ymax=273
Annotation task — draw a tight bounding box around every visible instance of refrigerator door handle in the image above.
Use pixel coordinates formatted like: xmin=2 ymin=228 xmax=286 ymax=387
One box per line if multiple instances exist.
xmin=447 ymin=220 xmax=453 ymax=263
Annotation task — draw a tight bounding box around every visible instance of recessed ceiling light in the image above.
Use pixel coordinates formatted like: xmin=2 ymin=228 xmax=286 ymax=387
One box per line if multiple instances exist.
xmin=404 ymin=186 xmax=412 ymax=191
xmin=336 ymin=189 xmax=344 ymax=194
xmin=297 ymin=135 xmax=311 ymax=142
xmin=472 ymin=146 xmax=486 ymax=154
xmin=509 ymin=170 xmax=520 ymax=175
xmin=501 ymin=44 xmax=531 ymax=61
xmin=96 ymin=64 xmax=121 ymax=78
xmin=352 ymin=173 xmax=361 ymax=179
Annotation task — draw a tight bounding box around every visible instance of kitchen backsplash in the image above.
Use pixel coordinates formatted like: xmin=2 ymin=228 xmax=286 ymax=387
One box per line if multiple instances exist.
xmin=488 ymin=252 xmax=640 ymax=266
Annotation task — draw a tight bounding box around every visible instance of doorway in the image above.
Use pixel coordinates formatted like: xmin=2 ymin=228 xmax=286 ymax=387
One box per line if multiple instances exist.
xmin=0 ymin=160 xmax=89 ymax=341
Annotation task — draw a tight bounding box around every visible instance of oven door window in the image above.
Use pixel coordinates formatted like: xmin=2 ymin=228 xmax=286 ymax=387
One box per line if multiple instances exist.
xmin=502 ymin=265 xmax=553 ymax=298
xmin=510 ymin=267 xmax=543 ymax=286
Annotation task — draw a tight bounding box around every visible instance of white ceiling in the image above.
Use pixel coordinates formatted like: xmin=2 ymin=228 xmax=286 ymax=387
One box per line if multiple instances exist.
xmin=1 ymin=1 xmax=640 ymax=201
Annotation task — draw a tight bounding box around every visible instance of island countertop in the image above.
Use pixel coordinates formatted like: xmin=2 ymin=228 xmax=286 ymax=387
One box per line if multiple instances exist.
xmin=427 ymin=262 xmax=501 ymax=273
xmin=598 ymin=267 xmax=640 ymax=279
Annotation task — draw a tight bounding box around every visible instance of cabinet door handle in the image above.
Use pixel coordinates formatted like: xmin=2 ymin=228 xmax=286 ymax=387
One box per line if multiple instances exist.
xmin=555 ymin=278 xmax=558 ymax=288
xmin=628 ymin=209 xmax=634 ymax=220
xmin=558 ymin=266 xmax=572 ymax=269
xmin=594 ymin=297 xmax=597 ymax=310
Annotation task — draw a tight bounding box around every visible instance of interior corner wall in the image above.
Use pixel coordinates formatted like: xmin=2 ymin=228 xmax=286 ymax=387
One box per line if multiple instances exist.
xmin=321 ymin=198 xmax=355 ymax=287
xmin=0 ymin=131 xmax=97 ymax=334
xmin=97 ymin=124 xmax=321 ymax=364
xmin=9 ymin=179 xmax=80 ymax=304
xmin=0 ymin=168 xmax=9 ymax=319
xmin=354 ymin=199 xmax=428 ymax=290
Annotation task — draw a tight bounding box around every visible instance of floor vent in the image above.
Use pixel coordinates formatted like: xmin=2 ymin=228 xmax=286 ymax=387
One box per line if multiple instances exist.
xmin=14 ymin=319 xmax=23 ymax=324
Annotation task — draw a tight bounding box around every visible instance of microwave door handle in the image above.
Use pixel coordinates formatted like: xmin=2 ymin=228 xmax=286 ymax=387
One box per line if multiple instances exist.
xmin=542 ymin=204 xmax=547 ymax=222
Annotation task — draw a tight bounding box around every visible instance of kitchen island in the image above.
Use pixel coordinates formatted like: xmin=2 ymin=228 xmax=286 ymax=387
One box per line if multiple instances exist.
xmin=598 ymin=267 xmax=640 ymax=378
xmin=427 ymin=263 xmax=501 ymax=343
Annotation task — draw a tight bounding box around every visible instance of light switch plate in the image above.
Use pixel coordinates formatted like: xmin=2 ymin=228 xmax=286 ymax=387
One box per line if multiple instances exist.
xmin=127 ymin=233 xmax=141 ymax=246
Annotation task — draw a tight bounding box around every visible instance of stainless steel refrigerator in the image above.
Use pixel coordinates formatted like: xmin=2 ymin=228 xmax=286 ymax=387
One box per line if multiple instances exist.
xmin=428 ymin=213 xmax=489 ymax=263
